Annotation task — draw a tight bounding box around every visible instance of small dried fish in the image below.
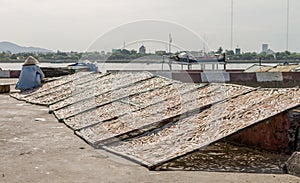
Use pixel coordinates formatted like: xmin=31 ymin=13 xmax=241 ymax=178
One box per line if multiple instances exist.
xmin=104 ymin=88 xmax=300 ymax=167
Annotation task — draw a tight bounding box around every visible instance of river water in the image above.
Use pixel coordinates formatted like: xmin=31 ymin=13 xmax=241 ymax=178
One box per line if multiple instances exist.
xmin=0 ymin=62 xmax=276 ymax=72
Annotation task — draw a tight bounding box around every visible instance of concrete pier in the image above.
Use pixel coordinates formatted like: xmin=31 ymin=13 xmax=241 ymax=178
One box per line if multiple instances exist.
xmin=1 ymin=94 xmax=299 ymax=182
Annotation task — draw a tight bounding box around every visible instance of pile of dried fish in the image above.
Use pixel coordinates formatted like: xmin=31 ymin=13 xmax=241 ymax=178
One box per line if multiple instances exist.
xmin=12 ymin=72 xmax=96 ymax=103
xmin=121 ymin=82 xmax=205 ymax=108
xmin=36 ymin=72 xmax=109 ymax=99
xmin=75 ymin=84 xmax=253 ymax=146
xmin=64 ymin=82 xmax=201 ymax=130
xmin=46 ymin=72 xmax=151 ymax=105
xmin=52 ymin=77 xmax=172 ymax=119
xmin=103 ymin=88 xmax=300 ymax=168
xmin=48 ymin=72 xmax=129 ymax=110
xmin=11 ymin=71 xmax=153 ymax=105
xmin=50 ymin=74 xmax=160 ymax=110
xmin=75 ymin=96 xmax=183 ymax=144
xmin=30 ymin=71 xmax=92 ymax=94
xmin=9 ymin=71 xmax=300 ymax=171
xmin=49 ymin=85 xmax=103 ymax=110
xmin=10 ymin=72 xmax=91 ymax=100
xmin=64 ymin=101 xmax=139 ymax=130
xmin=268 ymin=65 xmax=299 ymax=72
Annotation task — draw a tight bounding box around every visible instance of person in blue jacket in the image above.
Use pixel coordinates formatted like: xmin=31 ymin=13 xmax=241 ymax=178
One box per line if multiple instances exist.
xmin=15 ymin=56 xmax=45 ymax=91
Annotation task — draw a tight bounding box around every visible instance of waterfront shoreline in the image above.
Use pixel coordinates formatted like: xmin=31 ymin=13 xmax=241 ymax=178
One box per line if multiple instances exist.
xmin=1 ymin=59 xmax=300 ymax=64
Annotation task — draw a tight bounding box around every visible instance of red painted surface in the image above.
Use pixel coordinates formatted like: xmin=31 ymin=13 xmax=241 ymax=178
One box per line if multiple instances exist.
xmin=185 ymin=70 xmax=202 ymax=73
xmin=226 ymin=70 xmax=245 ymax=73
xmin=9 ymin=70 xmax=21 ymax=78
xmin=170 ymin=71 xmax=300 ymax=83
xmin=282 ymin=72 xmax=300 ymax=81
xmin=229 ymin=72 xmax=257 ymax=82
xmin=228 ymin=113 xmax=291 ymax=152
xmin=172 ymin=72 xmax=200 ymax=83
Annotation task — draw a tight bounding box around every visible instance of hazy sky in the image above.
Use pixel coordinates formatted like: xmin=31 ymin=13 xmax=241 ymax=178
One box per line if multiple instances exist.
xmin=0 ymin=0 xmax=299 ymax=52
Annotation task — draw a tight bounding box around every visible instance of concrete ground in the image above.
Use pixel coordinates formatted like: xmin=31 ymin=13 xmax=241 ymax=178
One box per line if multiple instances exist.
xmin=1 ymin=94 xmax=300 ymax=183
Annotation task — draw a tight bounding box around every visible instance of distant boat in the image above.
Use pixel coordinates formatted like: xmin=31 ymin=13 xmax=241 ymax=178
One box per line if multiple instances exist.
xmin=67 ymin=62 xmax=90 ymax=70
xmin=41 ymin=67 xmax=75 ymax=77
xmin=67 ymin=60 xmax=100 ymax=73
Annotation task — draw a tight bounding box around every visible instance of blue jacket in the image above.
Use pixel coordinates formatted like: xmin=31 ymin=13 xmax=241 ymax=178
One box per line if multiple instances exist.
xmin=15 ymin=65 xmax=45 ymax=91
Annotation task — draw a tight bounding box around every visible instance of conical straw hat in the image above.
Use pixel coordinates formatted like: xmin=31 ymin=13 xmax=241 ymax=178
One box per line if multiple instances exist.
xmin=23 ymin=56 xmax=39 ymax=66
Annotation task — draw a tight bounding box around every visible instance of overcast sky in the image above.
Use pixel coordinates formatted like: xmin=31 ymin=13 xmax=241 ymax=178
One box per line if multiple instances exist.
xmin=0 ymin=0 xmax=299 ymax=53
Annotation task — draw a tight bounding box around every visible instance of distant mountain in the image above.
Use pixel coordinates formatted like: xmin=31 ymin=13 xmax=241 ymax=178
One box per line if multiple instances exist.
xmin=0 ymin=41 xmax=53 ymax=53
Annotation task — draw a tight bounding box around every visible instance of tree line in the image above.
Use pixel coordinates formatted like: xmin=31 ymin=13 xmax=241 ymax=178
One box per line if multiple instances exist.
xmin=1 ymin=48 xmax=300 ymax=62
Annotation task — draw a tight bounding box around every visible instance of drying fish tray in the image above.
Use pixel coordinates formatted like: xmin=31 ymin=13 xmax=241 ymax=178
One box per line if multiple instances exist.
xmin=31 ymin=72 xmax=153 ymax=105
xmin=9 ymin=71 xmax=300 ymax=172
xmin=54 ymin=71 xmax=203 ymax=121
xmin=101 ymin=88 xmax=300 ymax=170
xmin=75 ymin=84 xmax=254 ymax=146
xmin=12 ymin=72 xmax=154 ymax=106
xmin=51 ymin=76 xmax=173 ymax=120
xmin=49 ymin=75 xmax=162 ymax=111
xmin=61 ymin=81 xmax=202 ymax=130
xmin=54 ymin=83 xmax=174 ymax=121
xmin=63 ymin=102 xmax=139 ymax=130
xmin=24 ymin=73 xmax=105 ymax=100
xmin=47 ymin=72 xmax=151 ymax=108
xmin=9 ymin=72 xmax=94 ymax=104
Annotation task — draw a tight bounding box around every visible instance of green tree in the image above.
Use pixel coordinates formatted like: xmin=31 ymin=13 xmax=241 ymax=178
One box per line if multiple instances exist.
xmin=130 ymin=50 xmax=137 ymax=54
xmin=225 ymin=50 xmax=234 ymax=56
xmin=121 ymin=49 xmax=130 ymax=55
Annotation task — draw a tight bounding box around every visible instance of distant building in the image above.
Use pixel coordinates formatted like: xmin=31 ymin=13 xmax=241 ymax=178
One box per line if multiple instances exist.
xmin=139 ymin=45 xmax=146 ymax=54
xmin=235 ymin=48 xmax=241 ymax=55
xmin=261 ymin=44 xmax=275 ymax=55
xmin=262 ymin=44 xmax=268 ymax=53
